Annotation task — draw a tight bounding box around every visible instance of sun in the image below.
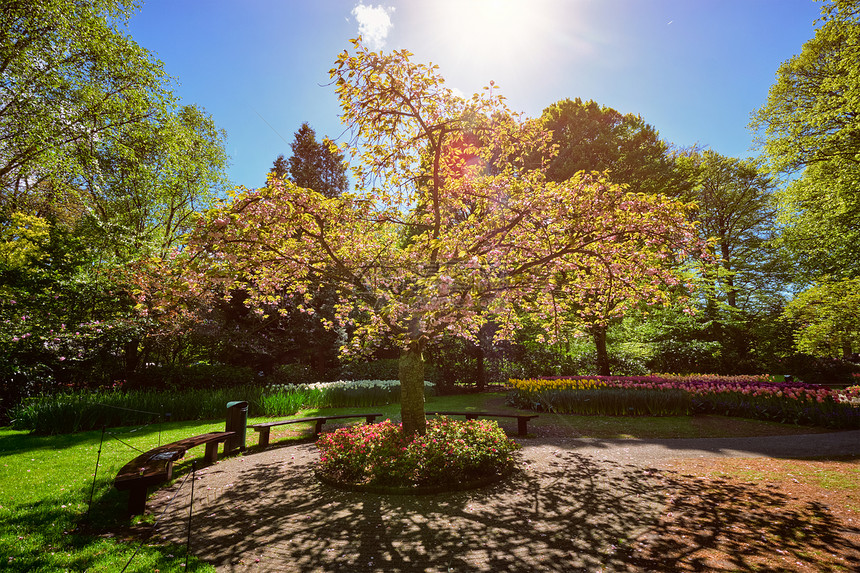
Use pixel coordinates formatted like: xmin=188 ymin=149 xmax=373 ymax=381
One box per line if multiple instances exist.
xmin=428 ymin=0 xmax=551 ymax=73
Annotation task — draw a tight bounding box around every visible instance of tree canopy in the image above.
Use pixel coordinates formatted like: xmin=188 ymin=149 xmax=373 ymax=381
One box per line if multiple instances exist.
xmin=540 ymin=97 xmax=687 ymax=196
xmin=676 ymin=150 xmax=789 ymax=370
xmin=0 ymin=0 xmax=171 ymax=202
xmin=0 ymin=0 xmax=229 ymax=409
xmin=196 ymin=40 xmax=703 ymax=435
xmin=783 ymin=277 xmax=860 ymax=358
xmin=751 ymin=0 xmax=860 ymax=174
xmin=282 ymin=122 xmax=349 ymax=198
xmin=751 ymin=1 xmax=860 ymax=282
xmin=677 ymin=150 xmax=782 ymax=312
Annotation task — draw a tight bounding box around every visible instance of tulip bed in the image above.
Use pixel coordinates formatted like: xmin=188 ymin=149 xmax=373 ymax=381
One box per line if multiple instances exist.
xmin=507 ymin=375 xmax=860 ymax=429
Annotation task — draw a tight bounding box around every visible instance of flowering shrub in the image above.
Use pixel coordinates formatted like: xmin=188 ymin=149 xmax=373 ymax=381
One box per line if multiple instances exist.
xmin=316 ymin=417 xmax=520 ymax=488
xmin=508 ymin=375 xmax=860 ymax=429
xmin=841 ymin=385 xmax=860 ymax=405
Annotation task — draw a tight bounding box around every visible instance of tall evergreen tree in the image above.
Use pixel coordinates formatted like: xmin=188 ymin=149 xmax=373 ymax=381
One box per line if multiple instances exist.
xmin=268 ymin=154 xmax=289 ymax=183
xmin=286 ymin=123 xmax=349 ymax=198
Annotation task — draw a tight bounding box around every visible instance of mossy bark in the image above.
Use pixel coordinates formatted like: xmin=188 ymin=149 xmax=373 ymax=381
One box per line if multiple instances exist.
xmin=399 ymin=346 xmax=426 ymax=438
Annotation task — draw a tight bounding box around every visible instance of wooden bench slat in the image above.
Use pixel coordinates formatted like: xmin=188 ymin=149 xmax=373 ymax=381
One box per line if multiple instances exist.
xmin=114 ymin=431 xmax=236 ymax=515
xmin=249 ymin=413 xmax=383 ymax=447
xmin=426 ymin=411 xmax=538 ymax=436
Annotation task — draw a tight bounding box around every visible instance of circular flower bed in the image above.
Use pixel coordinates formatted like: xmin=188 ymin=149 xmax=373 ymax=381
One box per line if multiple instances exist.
xmin=316 ymin=417 xmax=520 ymax=493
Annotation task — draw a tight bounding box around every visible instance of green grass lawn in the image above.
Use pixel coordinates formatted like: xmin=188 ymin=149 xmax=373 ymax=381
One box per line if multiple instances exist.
xmin=0 ymin=392 xmax=847 ymax=572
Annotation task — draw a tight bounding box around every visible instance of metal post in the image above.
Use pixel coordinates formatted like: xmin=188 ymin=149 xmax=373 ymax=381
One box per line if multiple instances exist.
xmin=160 ymin=411 xmax=172 ymax=447
xmin=185 ymin=460 xmax=196 ymax=570
xmin=86 ymin=426 xmax=106 ymax=520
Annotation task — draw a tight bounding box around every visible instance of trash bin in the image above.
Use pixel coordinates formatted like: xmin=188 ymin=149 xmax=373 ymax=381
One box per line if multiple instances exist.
xmin=225 ymin=401 xmax=248 ymax=453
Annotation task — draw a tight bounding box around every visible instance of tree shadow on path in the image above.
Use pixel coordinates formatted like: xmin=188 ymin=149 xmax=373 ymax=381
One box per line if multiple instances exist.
xmin=146 ymin=445 xmax=860 ymax=572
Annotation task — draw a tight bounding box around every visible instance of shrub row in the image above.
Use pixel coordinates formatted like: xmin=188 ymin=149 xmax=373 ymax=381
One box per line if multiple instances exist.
xmin=10 ymin=380 xmax=435 ymax=434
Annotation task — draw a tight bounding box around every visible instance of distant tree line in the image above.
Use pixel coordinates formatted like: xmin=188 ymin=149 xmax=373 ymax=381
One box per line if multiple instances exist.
xmin=2 ymin=0 xmax=858 ymax=423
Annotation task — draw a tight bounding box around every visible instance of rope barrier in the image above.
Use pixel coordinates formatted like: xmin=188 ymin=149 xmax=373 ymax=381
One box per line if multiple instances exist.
xmin=85 ymin=426 xmax=106 ymax=521
xmin=185 ymin=461 xmax=197 ymax=570
xmin=91 ymin=402 xmax=163 ymax=416
xmin=119 ymin=466 xmax=194 ymax=573
xmin=105 ymin=432 xmax=148 ymax=454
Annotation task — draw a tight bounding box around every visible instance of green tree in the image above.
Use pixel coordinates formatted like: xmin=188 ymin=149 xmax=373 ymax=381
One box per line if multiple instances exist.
xmin=258 ymin=124 xmax=349 ymax=370
xmin=677 ymin=150 xmax=789 ymax=371
xmin=71 ymin=103 xmax=227 ymax=261
xmin=775 ymin=157 xmax=860 ymax=280
xmin=0 ymin=0 xmax=171 ymax=202
xmin=751 ymin=0 xmax=860 ymax=174
xmin=0 ymin=0 xmax=230 ymax=407
xmin=783 ymin=278 xmax=860 ymax=358
xmin=540 ymin=97 xmax=688 ymax=195
xmin=286 ymin=122 xmax=349 ymax=197
xmin=269 ymin=154 xmax=289 ymax=183
xmin=538 ymin=98 xmax=694 ymax=373
xmin=751 ymin=1 xmax=860 ymax=281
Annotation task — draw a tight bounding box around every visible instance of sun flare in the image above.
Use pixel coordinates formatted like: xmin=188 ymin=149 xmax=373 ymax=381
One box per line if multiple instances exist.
xmin=428 ymin=0 xmax=550 ymax=72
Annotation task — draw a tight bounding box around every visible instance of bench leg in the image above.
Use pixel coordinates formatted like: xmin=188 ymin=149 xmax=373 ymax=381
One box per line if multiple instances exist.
xmin=204 ymin=442 xmax=219 ymax=464
xmin=517 ymin=418 xmax=529 ymax=436
xmin=364 ymin=415 xmax=378 ymax=424
xmin=465 ymin=414 xmax=477 ymax=421
xmin=257 ymin=428 xmax=270 ymax=448
xmin=127 ymin=486 xmax=148 ymax=516
xmin=314 ymin=419 xmax=325 ymax=435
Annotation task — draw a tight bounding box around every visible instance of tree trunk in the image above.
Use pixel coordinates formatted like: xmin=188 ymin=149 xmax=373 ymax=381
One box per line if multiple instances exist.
xmin=475 ymin=343 xmax=486 ymax=392
xmin=124 ymin=339 xmax=141 ymax=377
xmin=592 ymin=325 xmax=611 ymax=376
xmin=399 ymin=345 xmax=426 ymax=437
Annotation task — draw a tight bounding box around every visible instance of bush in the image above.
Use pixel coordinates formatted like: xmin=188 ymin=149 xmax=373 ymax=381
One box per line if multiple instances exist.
xmin=268 ymin=363 xmax=327 ymax=385
xmin=777 ymin=354 xmax=860 ymax=386
xmin=9 ymin=379 xmax=436 ymax=434
xmin=127 ymin=364 xmax=258 ymax=390
xmin=316 ymin=417 xmax=520 ymax=488
xmin=337 ymin=359 xmax=401 ymax=381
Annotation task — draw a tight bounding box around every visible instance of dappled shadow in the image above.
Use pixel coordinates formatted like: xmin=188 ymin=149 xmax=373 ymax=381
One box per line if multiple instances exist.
xmin=0 ymin=418 xmax=211 ymax=458
xmin=625 ymin=468 xmax=860 ymax=571
xmin=144 ymin=443 xmax=860 ymax=572
xmin=529 ymin=429 xmax=860 ymax=463
xmin=0 ymin=429 xmax=109 ymax=458
xmin=0 ymin=475 xmax=195 ymax=573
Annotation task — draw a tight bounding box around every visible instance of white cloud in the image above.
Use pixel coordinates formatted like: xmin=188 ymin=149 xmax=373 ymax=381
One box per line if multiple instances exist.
xmin=351 ymin=3 xmax=395 ymax=50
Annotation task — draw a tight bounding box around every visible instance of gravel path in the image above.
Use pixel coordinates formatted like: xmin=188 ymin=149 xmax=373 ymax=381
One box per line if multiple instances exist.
xmin=146 ymin=430 xmax=860 ymax=572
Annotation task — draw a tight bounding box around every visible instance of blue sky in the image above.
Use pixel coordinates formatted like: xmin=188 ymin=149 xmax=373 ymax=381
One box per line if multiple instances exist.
xmin=127 ymin=0 xmax=822 ymax=190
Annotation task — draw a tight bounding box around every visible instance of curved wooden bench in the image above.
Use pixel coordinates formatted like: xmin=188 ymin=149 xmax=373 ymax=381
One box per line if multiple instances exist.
xmin=114 ymin=431 xmax=235 ymax=515
xmin=249 ymin=413 xmax=383 ymax=447
xmin=427 ymin=411 xmax=539 ymax=436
